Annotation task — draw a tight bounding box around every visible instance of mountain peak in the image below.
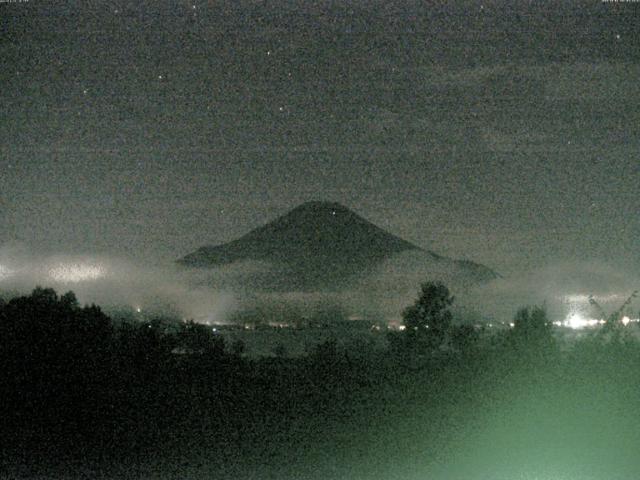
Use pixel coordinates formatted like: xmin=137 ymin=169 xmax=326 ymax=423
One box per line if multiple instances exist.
xmin=178 ymin=202 xmax=420 ymax=288
xmin=177 ymin=202 xmax=498 ymax=290
xmin=291 ymin=201 xmax=351 ymax=213
xmin=271 ymin=201 xmax=379 ymax=229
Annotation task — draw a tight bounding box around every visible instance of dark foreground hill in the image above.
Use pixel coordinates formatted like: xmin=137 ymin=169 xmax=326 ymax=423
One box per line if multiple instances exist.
xmin=178 ymin=201 xmax=498 ymax=290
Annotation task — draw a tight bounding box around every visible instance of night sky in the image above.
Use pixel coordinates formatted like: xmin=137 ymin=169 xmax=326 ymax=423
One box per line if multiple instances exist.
xmin=2 ymin=0 xmax=639 ymax=275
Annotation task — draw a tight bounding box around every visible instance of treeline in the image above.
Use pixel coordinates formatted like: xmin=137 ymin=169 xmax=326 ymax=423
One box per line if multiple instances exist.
xmin=2 ymin=285 xmax=640 ymax=479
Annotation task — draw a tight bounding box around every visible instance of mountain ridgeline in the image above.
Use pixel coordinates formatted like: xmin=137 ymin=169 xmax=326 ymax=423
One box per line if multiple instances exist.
xmin=178 ymin=201 xmax=498 ymax=290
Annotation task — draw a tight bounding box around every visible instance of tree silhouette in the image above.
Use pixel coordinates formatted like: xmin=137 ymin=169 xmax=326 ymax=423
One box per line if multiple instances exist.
xmin=451 ymin=324 xmax=480 ymax=353
xmin=402 ymin=281 xmax=454 ymax=350
xmin=508 ymin=305 xmax=554 ymax=354
xmin=231 ymin=338 xmax=246 ymax=357
xmin=177 ymin=321 xmax=225 ymax=356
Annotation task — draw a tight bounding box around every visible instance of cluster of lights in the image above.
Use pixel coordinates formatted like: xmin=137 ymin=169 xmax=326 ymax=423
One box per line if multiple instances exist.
xmin=554 ymin=313 xmax=639 ymax=330
xmin=48 ymin=262 xmax=106 ymax=283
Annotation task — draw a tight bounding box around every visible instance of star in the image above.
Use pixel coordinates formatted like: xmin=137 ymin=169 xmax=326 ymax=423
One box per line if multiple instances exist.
xmin=615 ymin=34 xmax=621 ymax=40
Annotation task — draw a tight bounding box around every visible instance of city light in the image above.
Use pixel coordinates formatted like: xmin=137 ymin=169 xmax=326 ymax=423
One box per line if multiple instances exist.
xmin=565 ymin=312 xmax=588 ymax=330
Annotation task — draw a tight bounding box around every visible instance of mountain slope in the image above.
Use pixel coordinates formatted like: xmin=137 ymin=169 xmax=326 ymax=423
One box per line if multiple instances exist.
xmin=178 ymin=201 xmax=498 ymax=290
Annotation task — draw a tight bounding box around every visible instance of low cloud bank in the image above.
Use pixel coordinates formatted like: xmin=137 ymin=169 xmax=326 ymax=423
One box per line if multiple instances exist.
xmin=460 ymin=261 xmax=640 ymax=322
xmin=0 ymin=245 xmax=237 ymax=323
xmin=1 ymin=245 xmax=638 ymax=326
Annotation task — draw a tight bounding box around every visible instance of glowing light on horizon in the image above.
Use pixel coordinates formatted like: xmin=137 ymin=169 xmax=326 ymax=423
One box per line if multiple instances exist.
xmin=560 ymin=313 xmax=639 ymax=329
xmin=565 ymin=312 xmax=588 ymax=330
xmin=48 ymin=262 xmax=106 ymax=283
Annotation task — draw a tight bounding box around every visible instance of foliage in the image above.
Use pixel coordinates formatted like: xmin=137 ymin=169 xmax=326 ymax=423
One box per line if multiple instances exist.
xmin=450 ymin=324 xmax=480 ymax=353
xmin=506 ymin=305 xmax=555 ymax=357
xmin=176 ymin=320 xmax=226 ymax=356
xmin=512 ymin=305 xmax=551 ymax=337
xmin=4 ymin=285 xmax=640 ymax=479
xmin=402 ymin=281 xmax=454 ymax=349
xmin=231 ymin=338 xmax=246 ymax=356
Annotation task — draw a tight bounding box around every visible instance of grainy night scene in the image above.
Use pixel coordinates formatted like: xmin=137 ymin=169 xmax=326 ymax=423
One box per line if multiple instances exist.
xmin=2 ymin=1 xmax=640 ymax=479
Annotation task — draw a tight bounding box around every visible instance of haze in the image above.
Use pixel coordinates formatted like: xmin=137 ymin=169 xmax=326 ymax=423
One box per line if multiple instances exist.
xmin=2 ymin=1 xmax=639 ymax=320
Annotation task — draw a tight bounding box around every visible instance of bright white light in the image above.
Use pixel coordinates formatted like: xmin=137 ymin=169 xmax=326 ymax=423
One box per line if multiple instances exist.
xmin=565 ymin=312 xmax=587 ymax=330
xmin=48 ymin=262 xmax=106 ymax=283
xmin=563 ymin=312 xmax=602 ymax=329
xmin=622 ymin=316 xmax=630 ymax=326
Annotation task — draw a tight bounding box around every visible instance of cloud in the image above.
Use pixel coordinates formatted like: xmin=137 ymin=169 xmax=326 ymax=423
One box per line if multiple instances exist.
xmin=461 ymin=260 xmax=640 ymax=322
xmin=0 ymin=245 xmax=238 ymax=323
xmin=2 ymin=243 xmax=638 ymax=328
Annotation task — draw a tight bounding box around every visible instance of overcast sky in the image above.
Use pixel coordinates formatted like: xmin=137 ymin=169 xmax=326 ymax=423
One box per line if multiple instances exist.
xmin=2 ymin=0 xmax=639 ymax=275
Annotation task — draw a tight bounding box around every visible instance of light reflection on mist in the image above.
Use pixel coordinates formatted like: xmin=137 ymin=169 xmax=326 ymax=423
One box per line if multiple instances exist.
xmin=0 ymin=248 xmax=238 ymax=323
xmin=0 ymin=263 xmax=14 ymax=280
xmin=1 ymin=245 xmax=639 ymax=328
xmin=459 ymin=262 xmax=640 ymax=324
xmin=47 ymin=261 xmax=107 ymax=283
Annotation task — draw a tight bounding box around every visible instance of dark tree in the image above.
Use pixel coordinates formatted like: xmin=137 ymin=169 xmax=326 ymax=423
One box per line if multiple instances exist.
xmin=508 ymin=305 xmax=555 ymax=357
xmin=60 ymin=291 xmax=80 ymax=309
xmin=402 ymin=281 xmax=454 ymax=349
xmin=512 ymin=306 xmax=552 ymax=340
xmin=231 ymin=338 xmax=246 ymax=356
xmin=451 ymin=324 xmax=480 ymax=353
xmin=177 ymin=321 xmax=225 ymax=356
xmin=272 ymin=342 xmax=288 ymax=358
